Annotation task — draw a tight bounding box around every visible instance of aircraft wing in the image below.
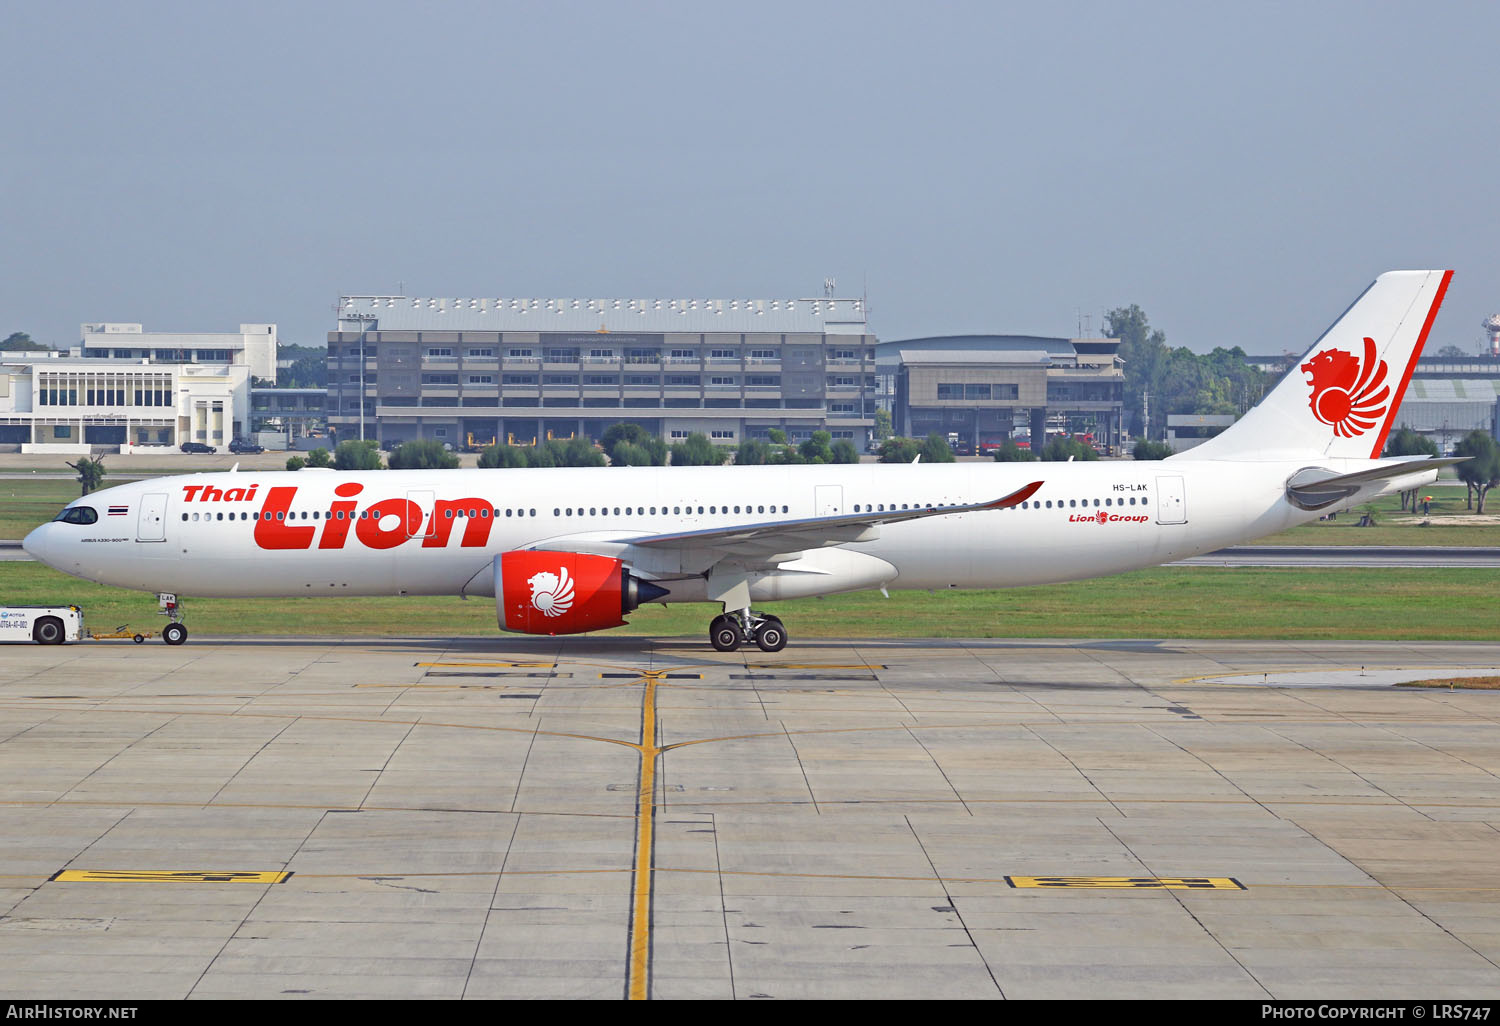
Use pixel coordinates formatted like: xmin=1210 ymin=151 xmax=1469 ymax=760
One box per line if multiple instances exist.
xmin=611 ymin=479 xmax=1043 ymax=560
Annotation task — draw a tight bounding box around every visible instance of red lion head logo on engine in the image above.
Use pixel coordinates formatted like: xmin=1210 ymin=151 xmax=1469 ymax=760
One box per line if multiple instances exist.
xmin=1301 ymin=336 xmax=1390 ymax=438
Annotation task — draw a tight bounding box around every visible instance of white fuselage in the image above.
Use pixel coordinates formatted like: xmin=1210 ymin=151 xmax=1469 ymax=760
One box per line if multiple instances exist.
xmin=22 ymin=458 xmax=1369 ymax=603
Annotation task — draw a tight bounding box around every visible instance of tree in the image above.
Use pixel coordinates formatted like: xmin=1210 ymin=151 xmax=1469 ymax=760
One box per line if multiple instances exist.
xmin=799 ymin=430 xmax=833 ymax=464
xmin=275 ymin=345 xmax=328 ymax=388
xmin=1132 ymin=439 xmax=1174 ymax=461
xmin=478 ymin=443 xmax=531 ymax=469
xmin=65 ymin=456 xmax=105 ymax=496
xmin=333 ymin=439 xmax=383 ymax=470
xmin=920 ymin=432 xmax=957 ymax=463
xmin=830 ymin=439 xmax=860 ymax=464
xmin=735 ymin=439 xmax=772 ymax=466
xmin=1040 ymin=436 xmax=1099 ymax=462
xmin=553 ymin=436 xmax=606 ymax=467
xmin=1104 ymin=304 xmax=1169 ymax=438
xmin=877 ymin=437 xmax=921 ymax=463
xmin=1384 ymin=427 xmax=1438 ymax=509
xmin=285 ymin=456 xmax=306 ymax=471
xmin=992 ymin=439 xmax=1038 ymax=462
xmin=602 ymin=421 xmax=650 ymax=453
xmin=1 ymin=332 xmax=49 ymax=352
xmin=601 ymin=423 xmax=666 ymax=466
xmin=388 ymin=439 xmax=460 ymax=470
xmin=670 ymin=432 xmax=728 ymax=466
xmin=1454 ymin=431 xmax=1500 ymax=514
xmin=767 ymin=428 xmax=788 ymax=445
xmin=873 ymin=408 xmax=893 ymax=441
xmin=1103 ymin=306 xmax=1268 ymax=439
xmin=305 ymin=447 xmax=331 ymax=468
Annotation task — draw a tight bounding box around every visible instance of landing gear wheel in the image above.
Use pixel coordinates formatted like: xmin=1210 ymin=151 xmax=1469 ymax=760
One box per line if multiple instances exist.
xmin=754 ymin=616 xmax=787 ymax=653
xmin=709 ymin=615 xmax=741 ymax=652
xmin=33 ymin=618 xmax=64 ymax=645
xmin=132 ymin=634 xmax=145 ymax=645
xmin=162 ymin=623 xmax=188 ymax=646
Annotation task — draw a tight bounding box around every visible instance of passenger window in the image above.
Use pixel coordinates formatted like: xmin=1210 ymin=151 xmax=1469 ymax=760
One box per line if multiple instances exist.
xmin=181 ymin=513 xmax=188 ymax=522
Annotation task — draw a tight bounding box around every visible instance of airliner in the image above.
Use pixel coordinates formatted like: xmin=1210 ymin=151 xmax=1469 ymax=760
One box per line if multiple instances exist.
xmin=23 ymin=270 xmax=1459 ymax=651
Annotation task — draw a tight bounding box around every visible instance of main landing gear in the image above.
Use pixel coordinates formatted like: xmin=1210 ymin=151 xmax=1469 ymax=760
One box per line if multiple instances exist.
xmin=708 ymin=609 xmax=787 ymax=653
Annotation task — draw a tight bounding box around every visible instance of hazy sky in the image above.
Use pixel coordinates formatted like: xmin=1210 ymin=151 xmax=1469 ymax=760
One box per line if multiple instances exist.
xmin=5 ymin=1 xmax=1499 ymax=354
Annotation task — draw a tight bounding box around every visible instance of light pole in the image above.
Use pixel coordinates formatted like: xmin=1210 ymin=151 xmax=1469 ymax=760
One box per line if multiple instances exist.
xmin=358 ymin=327 xmax=366 ymax=443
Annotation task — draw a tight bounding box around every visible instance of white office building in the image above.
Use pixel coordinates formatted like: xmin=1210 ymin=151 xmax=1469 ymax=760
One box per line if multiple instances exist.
xmin=79 ymin=322 xmax=278 ymax=382
xmin=0 ymin=356 xmax=250 ymax=454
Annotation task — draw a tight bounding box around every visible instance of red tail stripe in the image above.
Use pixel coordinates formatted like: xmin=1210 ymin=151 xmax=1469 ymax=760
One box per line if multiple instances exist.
xmin=1369 ymin=270 xmax=1453 ymax=458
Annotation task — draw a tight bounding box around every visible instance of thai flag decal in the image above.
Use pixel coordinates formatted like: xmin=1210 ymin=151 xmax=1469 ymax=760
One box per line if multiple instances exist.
xmin=108 ymin=505 xmax=129 ymax=516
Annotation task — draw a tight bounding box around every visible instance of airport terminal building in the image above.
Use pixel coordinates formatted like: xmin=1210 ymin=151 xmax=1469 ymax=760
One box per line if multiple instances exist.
xmin=327 ymin=296 xmax=878 ymax=450
xmin=882 ymin=335 xmax=1125 ymax=452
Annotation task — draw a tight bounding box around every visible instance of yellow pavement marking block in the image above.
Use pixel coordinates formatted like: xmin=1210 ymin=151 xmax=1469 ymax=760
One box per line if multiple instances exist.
xmin=1006 ymin=876 xmax=1244 ymax=890
xmin=744 ymin=663 xmax=887 ymax=670
xmin=416 ymin=661 xmax=555 ymax=668
xmin=52 ymin=870 xmax=292 ymax=884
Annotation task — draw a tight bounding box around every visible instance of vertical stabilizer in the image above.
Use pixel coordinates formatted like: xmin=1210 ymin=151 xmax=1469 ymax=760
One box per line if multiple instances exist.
xmin=1187 ymin=270 xmax=1452 ymax=460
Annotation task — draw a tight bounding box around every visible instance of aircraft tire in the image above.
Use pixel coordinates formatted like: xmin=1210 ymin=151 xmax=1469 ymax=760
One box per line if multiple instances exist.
xmin=754 ymin=618 xmax=787 ymax=653
xmin=163 ymin=623 xmax=188 ymax=646
xmin=709 ymin=616 xmax=740 ymax=652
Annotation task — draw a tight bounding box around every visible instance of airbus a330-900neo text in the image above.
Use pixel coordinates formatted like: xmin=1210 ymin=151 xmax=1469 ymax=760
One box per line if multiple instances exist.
xmin=24 ymin=270 xmax=1460 ymax=650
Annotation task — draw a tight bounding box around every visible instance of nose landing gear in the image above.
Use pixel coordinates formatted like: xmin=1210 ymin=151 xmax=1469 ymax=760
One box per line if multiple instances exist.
xmin=158 ymin=593 xmax=188 ymax=646
xmin=708 ymin=609 xmax=787 ymax=653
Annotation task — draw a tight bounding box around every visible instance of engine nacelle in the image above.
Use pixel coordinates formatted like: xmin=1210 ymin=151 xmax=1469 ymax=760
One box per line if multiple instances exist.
xmin=494 ymin=551 xmax=669 ymax=635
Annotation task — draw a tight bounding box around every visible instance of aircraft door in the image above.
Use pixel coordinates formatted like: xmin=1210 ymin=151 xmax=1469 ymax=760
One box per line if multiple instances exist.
xmin=136 ymin=493 xmax=168 ymax=542
xmin=406 ymin=490 xmax=437 ymax=540
xmin=814 ymin=485 xmax=844 ymax=516
xmin=1155 ymin=475 xmax=1187 ymax=524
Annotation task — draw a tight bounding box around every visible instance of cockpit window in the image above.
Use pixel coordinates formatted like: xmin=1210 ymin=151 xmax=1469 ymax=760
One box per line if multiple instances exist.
xmin=53 ymin=506 xmax=99 ymax=525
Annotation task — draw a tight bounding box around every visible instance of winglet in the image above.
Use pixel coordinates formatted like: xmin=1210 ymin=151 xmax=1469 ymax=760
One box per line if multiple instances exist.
xmin=982 ymin=480 xmax=1043 ymax=510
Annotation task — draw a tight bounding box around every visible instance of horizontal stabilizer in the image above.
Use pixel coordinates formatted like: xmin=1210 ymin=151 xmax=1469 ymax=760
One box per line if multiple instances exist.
xmin=1285 ymin=458 xmax=1464 ymax=511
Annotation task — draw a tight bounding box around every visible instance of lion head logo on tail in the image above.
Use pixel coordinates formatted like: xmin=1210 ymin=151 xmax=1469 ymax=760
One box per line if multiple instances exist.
xmin=1301 ymin=335 xmax=1390 ymax=438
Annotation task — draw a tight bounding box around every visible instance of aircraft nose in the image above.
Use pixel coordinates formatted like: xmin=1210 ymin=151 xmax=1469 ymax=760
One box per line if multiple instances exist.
xmin=21 ymin=524 xmax=49 ymax=564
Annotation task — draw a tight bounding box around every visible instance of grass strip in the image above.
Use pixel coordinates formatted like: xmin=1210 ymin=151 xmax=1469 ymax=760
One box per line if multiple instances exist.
xmin=3 ymin=562 xmax=1497 ymax=641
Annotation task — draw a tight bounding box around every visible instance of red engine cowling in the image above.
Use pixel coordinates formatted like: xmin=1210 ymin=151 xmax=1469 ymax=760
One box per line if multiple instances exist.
xmin=495 ymin=551 xmax=669 ymax=636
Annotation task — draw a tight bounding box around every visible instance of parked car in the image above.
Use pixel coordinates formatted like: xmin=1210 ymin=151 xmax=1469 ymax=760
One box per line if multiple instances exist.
xmin=228 ymin=439 xmax=265 ymax=454
xmin=179 ymin=442 xmax=216 ymax=454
